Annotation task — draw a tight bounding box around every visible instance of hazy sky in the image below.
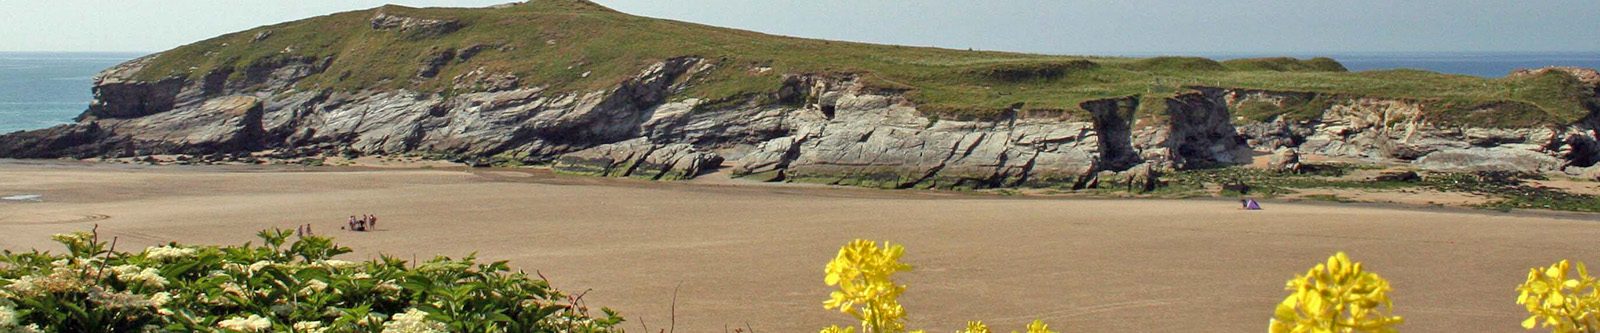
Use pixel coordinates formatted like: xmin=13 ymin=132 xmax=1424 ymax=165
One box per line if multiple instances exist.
xmin=1 ymin=0 xmax=1595 ymax=55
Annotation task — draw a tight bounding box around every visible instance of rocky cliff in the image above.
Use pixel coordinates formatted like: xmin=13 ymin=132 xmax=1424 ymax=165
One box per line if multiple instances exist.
xmin=3 ymin=3 xmax=1599 ymax=189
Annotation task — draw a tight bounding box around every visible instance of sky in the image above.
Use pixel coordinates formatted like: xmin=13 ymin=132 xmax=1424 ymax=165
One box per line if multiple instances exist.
xmin=0 ymin=0 xmax=1596 ymax=55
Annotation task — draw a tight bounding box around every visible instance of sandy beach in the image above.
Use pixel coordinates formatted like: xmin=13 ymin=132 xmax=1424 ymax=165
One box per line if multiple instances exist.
xmin=1 ymin=160 xmax=1597 ymax=332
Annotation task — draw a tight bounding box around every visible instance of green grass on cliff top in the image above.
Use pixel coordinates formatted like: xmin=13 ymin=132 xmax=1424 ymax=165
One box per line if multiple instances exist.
xmin=132 ymin=0 xmax=1594 ymax=126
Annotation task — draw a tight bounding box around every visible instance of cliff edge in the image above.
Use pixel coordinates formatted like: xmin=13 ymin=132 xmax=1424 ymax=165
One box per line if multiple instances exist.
xmin=4 ymin=0 xmax=1599 ymax=189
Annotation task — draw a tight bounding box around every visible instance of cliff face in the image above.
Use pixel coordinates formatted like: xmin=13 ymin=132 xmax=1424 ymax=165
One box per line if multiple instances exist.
xmin=1225 ymin=86 xmax=1600 ymax=175
xmin=4 ymin=7 xmax=1600 ymax=188
xmin=6 ymin=51 xmax=1600 ymax=188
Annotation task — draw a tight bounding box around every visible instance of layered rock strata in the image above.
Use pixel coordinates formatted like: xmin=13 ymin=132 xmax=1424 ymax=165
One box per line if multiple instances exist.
xmin=4 ymin=45 xmax=1599 ymax=189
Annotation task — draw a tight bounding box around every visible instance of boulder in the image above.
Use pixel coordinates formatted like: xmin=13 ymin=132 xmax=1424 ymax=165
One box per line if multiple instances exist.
xmin=1416 ymin=148 xmax=1563 ymax=173
xmin=1267 ymin=147 xmax=1301 ymax=173
xmin=1095 ymin=162 xmax=1161 ymax=193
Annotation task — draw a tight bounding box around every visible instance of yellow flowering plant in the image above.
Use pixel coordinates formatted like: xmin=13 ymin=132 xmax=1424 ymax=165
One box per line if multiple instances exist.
xmin=1019 ymin=319 xmax=1055 ymax=333
xmin=820 ymin=239 xmax=1057 ymax=333
xmin=1269 ymin=252 xmax=1402 ymax=333
xmin=957 ymin=321 xmax=990 ymax=333
xmin=823 ymin=239 xmax=913 ymax=333
xmin=1516 ymin=260 xmax=1600 ymax=332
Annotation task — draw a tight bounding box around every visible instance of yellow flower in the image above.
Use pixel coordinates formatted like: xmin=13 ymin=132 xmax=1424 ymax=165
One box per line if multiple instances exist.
xmin=956 ymin=321 xmax=989 ymax=333
xmin=821 ymin=325 xmax=857 ymax=333
xmin=1016 ymin=320 xmax=1054 ymax=333
xmin=1268 ymin=252 xmax=1402 ymax=333
xmin=818 ymin=239 xmax=1056 ymax=333
xmin=822 ymin=239 xmax=913 ymax=333
xmin=1517 ymin=260 xmax=1600 ymax=332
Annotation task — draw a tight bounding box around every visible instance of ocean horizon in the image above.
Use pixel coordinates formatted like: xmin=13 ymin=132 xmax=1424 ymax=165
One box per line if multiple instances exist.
xmin=1 ymin=52 xmax=145 ymax=133
xmin=2 ymin=51 xmax=1598 ymax=134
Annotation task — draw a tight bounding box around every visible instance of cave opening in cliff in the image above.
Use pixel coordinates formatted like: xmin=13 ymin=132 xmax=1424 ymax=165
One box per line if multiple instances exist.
xmin=1085 ymin=98 xmax=1140 ymax=171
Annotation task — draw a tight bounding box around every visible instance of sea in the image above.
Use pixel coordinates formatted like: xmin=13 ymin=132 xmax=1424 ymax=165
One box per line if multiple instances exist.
xmin=1 ymin=51 xmax=1598 ymax=134
xmin=0 ymin=52 xmax=144 ymax=133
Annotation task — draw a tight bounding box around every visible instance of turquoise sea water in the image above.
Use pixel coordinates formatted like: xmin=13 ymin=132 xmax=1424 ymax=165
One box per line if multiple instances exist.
xmin=0 ymin=52 xmax=143 ymax=133
xmin=1 ymin=52 xmax=1597 ymax=134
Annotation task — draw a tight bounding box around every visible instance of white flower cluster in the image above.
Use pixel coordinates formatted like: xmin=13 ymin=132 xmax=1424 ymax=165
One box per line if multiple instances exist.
xmin=142 ymin=246 xmax=197 ymax=261
xmin=299 ymin=279 xmax=329 ymax=296
xmin=293 ymin=321 xmax=327 ymax=333
xmin=5 ymin=266 xmax=88 ymax=297
xmin=149 ymin=292 xmax=174 ymax=315
xmin=223 ymin=261 xmax=273 ymax=275
xmin=381 ymin=308 xmax=448 ymax=333
xmin=216 ymin=314 xmax=271 ymax=332
xmin=49 ymin=232 xmax=93 ymax=249
xmin=221 ymin=282 xmax=250 ymax=299
xmin=111 ymin=265 xmax=169 ymax=289
xmin=87 ymin=287 xmax=151 ymax=310
xmin=311 ymin=259 xmax=357 ymax=269
xmin=0 ymin=303 xmax=17 ymax=327
xmin=374 ymin=280 xmax=402 ymax=294
xmin=0 ymin=306 xmax=43 ymax=333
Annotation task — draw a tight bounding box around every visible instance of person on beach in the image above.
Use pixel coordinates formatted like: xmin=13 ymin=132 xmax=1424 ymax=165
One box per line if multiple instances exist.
xmin=368 ymin=215 xmax=377 ymax=230
xmin=348 ymin=215 xmax=357 ymax=231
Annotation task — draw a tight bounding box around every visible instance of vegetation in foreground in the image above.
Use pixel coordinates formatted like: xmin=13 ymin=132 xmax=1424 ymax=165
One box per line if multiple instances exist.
xmin=1518 ymin=260 xmax=1600 ymax=332
xmin=1269 ymin=252 xmax=1402 ymax=333
xmin=818 ymin=240 xmax=1055 ymax=333
xmin=0 ymin=229 xmax=621 ymax=333
xmin=816 ymin=239 xmax=1600 ymax=333
xmin=128 ymin=0 xmax=1595 ymax=125
xmin=3 ymin=231 xmax=1600 ymax=332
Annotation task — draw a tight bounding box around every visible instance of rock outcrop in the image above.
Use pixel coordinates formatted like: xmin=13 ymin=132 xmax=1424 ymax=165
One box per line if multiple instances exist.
xmin=552 ymin=138 xmax=722 ymax=180
xmin=5 ymin=46 xmax=1600 ymax=188
xmin=370 ymin=12 xmax=462 ymax=38
xmin=1267 ymin=148 xmax=1301 ymax=173
xmin=1220 ymin=85 xmax=1600 ymax=175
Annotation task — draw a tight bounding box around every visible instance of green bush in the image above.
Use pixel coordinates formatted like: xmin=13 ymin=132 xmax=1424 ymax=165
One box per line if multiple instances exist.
xmin=0 ymin=229 xmax=621 ymax=333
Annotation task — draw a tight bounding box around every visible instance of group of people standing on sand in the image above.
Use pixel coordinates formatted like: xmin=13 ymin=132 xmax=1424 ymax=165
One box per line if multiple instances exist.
xmin=346 ymin=214 xmax=378 ymax=231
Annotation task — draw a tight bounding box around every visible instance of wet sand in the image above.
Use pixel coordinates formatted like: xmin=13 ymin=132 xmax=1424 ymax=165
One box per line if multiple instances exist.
xmin=1 ymin=160 xmax=1597 ymax=332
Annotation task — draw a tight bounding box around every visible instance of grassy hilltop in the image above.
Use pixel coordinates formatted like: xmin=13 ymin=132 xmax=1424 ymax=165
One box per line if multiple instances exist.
xmin=131 ymin=0 xmax=1593 ymax=126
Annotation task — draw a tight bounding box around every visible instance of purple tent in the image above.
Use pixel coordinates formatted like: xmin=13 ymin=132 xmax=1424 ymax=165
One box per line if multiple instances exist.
xmin=1245 ymin=199 xmax=1262 ymax=210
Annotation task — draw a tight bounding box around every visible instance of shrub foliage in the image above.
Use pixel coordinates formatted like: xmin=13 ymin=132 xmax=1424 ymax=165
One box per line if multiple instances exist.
xmin=0 ymin=229 xmax=621 ymax=333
